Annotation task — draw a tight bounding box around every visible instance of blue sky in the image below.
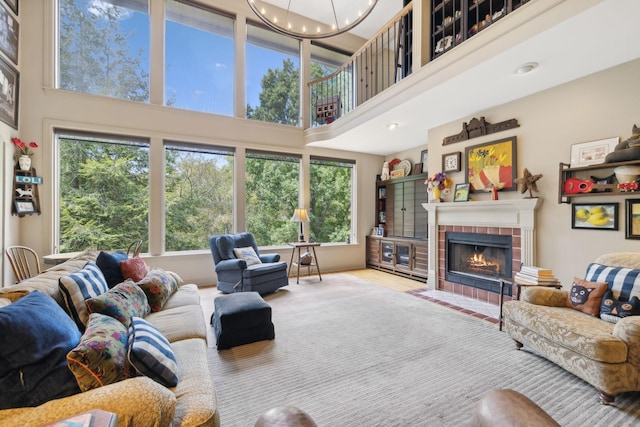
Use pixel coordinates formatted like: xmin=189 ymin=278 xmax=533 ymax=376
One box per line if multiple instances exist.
xmin=115 ymin=3 xmax=298 ymax=117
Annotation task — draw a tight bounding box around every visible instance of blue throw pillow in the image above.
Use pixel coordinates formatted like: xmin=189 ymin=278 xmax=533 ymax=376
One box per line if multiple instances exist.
xmin=0 ymin=291 xmax=81 ymax=409
xmin=127 ymin=316 xmax=178 ymax=387
xmin=96 ymin=250 xmax=128 ymax=288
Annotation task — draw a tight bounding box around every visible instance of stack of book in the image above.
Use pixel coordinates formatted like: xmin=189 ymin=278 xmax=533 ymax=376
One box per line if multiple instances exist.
xmin=514 ymin=265 xmax=558 ymax=285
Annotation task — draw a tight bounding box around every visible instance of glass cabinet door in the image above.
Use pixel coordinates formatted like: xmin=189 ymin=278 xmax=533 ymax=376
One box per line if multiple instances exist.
xmin=395 ymin=244 xmax=410 ymax=267
xmin=381 ymin=242 xmax=394 ymax=264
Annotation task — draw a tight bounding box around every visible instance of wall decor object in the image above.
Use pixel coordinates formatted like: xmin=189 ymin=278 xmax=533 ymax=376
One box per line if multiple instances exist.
xmin=0 ymin=1 xmax=17 ymax=65
xmin=413 ymin=163 xmax=423 ymax=175
xmin=453 ymin=183 xmax=470 ymax=202
xmin=572 ymin=202 xmax=618 ymax=230
xmin=2 ymin=0 xmax=16 ymax=15
xmin=625 ymin=199 xmax=640 ymax=239
xmin=443 ymin=116 xmax=520 ymax=145
xmin=14 ymin=200 xmax=35 ymax=215
xmin=0 ymin=54 xmax=18 ymax=128
xmin=420 ymin=149 xmax=428 ymax=173
xmin=442 ymin=151 xmax=461 ymax=172
xmin=465 ymin=136 xmax=517 ymax=193
xmin=570 ymin=137 xmax=618 ymax=168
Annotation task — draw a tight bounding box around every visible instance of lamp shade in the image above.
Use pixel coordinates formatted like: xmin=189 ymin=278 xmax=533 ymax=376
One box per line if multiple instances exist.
xmin=291 ymin=208 xmax=309 ymax=223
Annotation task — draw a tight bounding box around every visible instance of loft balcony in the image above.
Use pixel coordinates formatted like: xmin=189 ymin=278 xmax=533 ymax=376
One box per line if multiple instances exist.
xmin=305 ymin=0 xmax=640 ymax=155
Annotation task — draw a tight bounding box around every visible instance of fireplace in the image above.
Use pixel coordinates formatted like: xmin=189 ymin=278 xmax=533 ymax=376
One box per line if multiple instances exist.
xmin=423 ymin=199 xmax=541 ymax=305
xmin=445 ymin=232 xmax=512 ymax=296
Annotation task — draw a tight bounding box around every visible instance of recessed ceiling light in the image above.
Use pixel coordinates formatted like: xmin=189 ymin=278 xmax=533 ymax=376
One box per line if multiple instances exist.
xmin=387 ymin=123 xmax=398 ymax=130
xmin=515 ymin=62 xmax=538 ymax=74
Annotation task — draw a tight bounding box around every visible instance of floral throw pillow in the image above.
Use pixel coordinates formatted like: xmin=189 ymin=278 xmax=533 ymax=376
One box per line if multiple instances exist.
xmin=233 ymin=246 xmax=262 ymax=266
xmin=136 ymin=269 xmax=179 ymax=312
xmin=85 ymin=280 xmax=150 ymax=326
xmin=67 ymin=313 xmax=135 ymax=392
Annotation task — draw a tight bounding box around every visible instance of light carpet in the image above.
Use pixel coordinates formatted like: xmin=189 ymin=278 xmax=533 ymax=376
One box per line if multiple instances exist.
xmin=204 ymin=273 xmax=640 ymax=426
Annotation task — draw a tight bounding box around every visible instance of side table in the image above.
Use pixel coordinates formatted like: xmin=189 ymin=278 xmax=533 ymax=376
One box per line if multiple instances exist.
xmin=499 ymin=277 xmax=562 ymax=331
xmin=288 ymin=242 xmax=322 ymax=284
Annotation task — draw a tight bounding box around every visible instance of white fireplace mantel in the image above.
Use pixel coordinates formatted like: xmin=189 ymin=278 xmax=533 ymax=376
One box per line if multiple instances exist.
xmin=422 ymin=198 xmax=543 ymax=288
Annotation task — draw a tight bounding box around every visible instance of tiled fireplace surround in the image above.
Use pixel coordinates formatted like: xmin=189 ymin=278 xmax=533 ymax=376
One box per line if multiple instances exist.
xmin=423 ymin=199 xmax=542 ymax=305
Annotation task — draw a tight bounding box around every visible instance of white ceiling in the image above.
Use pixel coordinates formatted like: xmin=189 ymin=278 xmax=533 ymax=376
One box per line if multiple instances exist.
xmin=297 ymin=0 xmax=640 ymax=155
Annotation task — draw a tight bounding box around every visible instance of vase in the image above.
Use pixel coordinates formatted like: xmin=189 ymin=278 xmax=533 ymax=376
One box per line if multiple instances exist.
xmin=18 ymin=155 xmax=31 ymax=171
xmin=431 ymin=186 xmax=441 ymax=202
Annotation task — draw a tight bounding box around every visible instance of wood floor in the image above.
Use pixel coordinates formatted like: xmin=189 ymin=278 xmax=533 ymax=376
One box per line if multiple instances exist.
xmin=343 ymin=268 xmax=427 ymax=292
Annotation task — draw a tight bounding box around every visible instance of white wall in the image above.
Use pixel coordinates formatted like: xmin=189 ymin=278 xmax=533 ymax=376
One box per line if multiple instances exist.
xmin=394 ymin=58 xmax=640 ymax=287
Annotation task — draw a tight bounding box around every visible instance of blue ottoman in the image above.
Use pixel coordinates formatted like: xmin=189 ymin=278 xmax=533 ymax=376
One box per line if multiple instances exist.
xmin=211 ymin=292 xmax=275 ymax=350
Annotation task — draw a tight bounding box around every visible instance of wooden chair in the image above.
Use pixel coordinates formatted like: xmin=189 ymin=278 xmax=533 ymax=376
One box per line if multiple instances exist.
xmin=6 ymin=245 xmax=41 ymax=283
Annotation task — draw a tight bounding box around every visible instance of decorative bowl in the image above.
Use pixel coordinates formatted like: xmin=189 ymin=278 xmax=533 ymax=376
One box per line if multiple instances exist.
xmin=614 ymin=165 xmax=640 ymax=183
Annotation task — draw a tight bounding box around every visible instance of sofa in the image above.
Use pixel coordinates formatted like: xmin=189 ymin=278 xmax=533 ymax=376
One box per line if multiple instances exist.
xmin=0 ymin=250 xmax=219 ymax=426
xmin=503 ymin=252 xmax=640 ymax=404
xmin=209 ymin=232 xmax=289 ymax=294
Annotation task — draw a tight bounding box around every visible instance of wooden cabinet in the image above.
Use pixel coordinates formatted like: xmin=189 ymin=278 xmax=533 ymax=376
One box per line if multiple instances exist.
xmin=12 ymin=167 xmax=41 ymax=216
xmin=558 ymin=160 xmax=640 ymax=204
xmin=431 ymin=0 xmax=531 ymax=60
xmin=366 ymin=236 xmax=428 ymax=280
xmin=375 ymin=174 xmax=428 ymax=238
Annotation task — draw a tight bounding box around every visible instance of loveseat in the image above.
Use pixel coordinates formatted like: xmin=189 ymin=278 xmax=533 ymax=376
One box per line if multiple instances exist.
xmin=0 ymin=250 xmax=219 ymax=426
xmin=503 ymin=252 xmax=640 ymax=404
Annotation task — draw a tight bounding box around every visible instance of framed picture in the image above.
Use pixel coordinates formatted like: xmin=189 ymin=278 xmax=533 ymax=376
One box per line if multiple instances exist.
xmin=625 ymin=199 xmax=640 ymax=239
xmin=0 ymin=1 xmax=18 ymax=65
xmin=14 ymin=200 xmax=35 ymax=214
xmin=413 ymin=163 xmax=423 ymax=175
xmin=2 ymin=0 xmax=16 ymax=16
xmin=420 ymin=149 xmax=428 ymax=173
xmin=453 ymin=183 xmax=470 ymax=202
xmin=572 ymin=203 xmax=618 ymax=230
xmin=0 ymin=54 xmax=18 ymax=128
xmin=465 ymin=136 xmax=517 ymax=193
xmin=570 ymin=137 xmax=618 ymax=168
xmin=442 ymin=151 xmax=461 ymax=172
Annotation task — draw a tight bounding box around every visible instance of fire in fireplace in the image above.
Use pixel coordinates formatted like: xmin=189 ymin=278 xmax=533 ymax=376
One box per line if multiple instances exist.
xmin=445 ymin=231 xmax=512 ymax=295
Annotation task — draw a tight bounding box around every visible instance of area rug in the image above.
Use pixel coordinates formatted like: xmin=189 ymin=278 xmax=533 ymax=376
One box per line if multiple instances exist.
xmin=204 ymin=273 xmax=640 ymax=426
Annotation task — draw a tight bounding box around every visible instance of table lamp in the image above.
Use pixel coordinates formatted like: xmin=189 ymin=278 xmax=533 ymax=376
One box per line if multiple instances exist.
xmin=291 ymin=208 xmax=309 ymax=242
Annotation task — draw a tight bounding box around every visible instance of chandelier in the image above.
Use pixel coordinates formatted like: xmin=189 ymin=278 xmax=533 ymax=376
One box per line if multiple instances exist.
xmin=246 ymin=0 xmax=379 ymax=40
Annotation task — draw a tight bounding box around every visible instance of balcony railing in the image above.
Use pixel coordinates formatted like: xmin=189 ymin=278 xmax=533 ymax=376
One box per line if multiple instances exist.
xmin=308 ymin=3 xmax=414 ymax=128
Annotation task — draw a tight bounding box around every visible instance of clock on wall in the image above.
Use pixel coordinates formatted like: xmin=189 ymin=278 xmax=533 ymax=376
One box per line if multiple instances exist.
xmin=442 ymin=152 xmax=461 ymax=172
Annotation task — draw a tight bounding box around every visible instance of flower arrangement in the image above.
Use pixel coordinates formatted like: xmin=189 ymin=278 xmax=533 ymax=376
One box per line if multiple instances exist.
xmin=425 ymin=172 xmax=453 ymax=192
xmin=12 ymin=137 xmax=38 ymax=157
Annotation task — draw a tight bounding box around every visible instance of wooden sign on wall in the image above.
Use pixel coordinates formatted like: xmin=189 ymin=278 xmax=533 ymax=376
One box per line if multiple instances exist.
xmin=443 ymin=117 xmax=520 ymax=145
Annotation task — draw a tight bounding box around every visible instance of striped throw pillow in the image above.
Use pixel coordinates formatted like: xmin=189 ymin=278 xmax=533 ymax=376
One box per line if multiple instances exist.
xmin=127 ymin=316 xmax=178 ymax=387
xmin=59 ymin=261 xmax=109 ymax=330
xmin=585 ymin=263 xmax=640 ymax=301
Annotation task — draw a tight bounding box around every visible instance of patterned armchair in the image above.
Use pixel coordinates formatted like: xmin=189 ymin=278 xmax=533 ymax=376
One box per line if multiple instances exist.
xmin=503 ymin=252 xmax=640 ymax=404
xmin=208 ymin=232 xmax=289 ymax=294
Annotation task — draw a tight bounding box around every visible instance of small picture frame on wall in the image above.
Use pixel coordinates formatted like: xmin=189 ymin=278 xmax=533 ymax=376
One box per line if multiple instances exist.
xmin=569 ymin=137 xmax=618 ymax=168
xmin=442 ymin=151 xmax=461 ymax=172
xmin=2 ymin=0 xmax=16 ymax=16
xmin=0 ymin=54 xmax=18 ymax=128
xmin=571 ymin=203 xmax=618 ymax=230
xmin=14 ymin=200 xmax=35 ymax=214
xmin=0 ymin=1 xmax=18 ymax=65
xmin=420 ymin=149 xmax=428 ymax=174
xmin=625 ymin=199 xmax=640 ymax=239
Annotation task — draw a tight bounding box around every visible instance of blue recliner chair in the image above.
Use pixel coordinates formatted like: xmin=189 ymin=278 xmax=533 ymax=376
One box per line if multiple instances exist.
xmin=209 ymin=232 xmax=289 ymax=294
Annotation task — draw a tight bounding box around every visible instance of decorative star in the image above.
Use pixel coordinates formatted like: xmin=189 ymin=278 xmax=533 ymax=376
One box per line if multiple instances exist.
xmin=514 ymin=168 xmax=543 ymax=198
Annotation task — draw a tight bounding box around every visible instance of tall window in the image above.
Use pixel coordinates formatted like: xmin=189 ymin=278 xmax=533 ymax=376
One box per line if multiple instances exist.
xmin=245 ymin=24 xmax=300 ymax=126
xmin=165 ymin=1 xmax=234 ymax=115
xmin=245 ymin=150 xmax=300 ymax=245
xmin=164 ymin=142 xmax=234 ymax=251
xmin=58 ymin=0 xmax=150 ymax=102
xmin=310 ymin=157 xmax=354 ymax=243
xmin=57 ymin=131 xmax=150 ymax=253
